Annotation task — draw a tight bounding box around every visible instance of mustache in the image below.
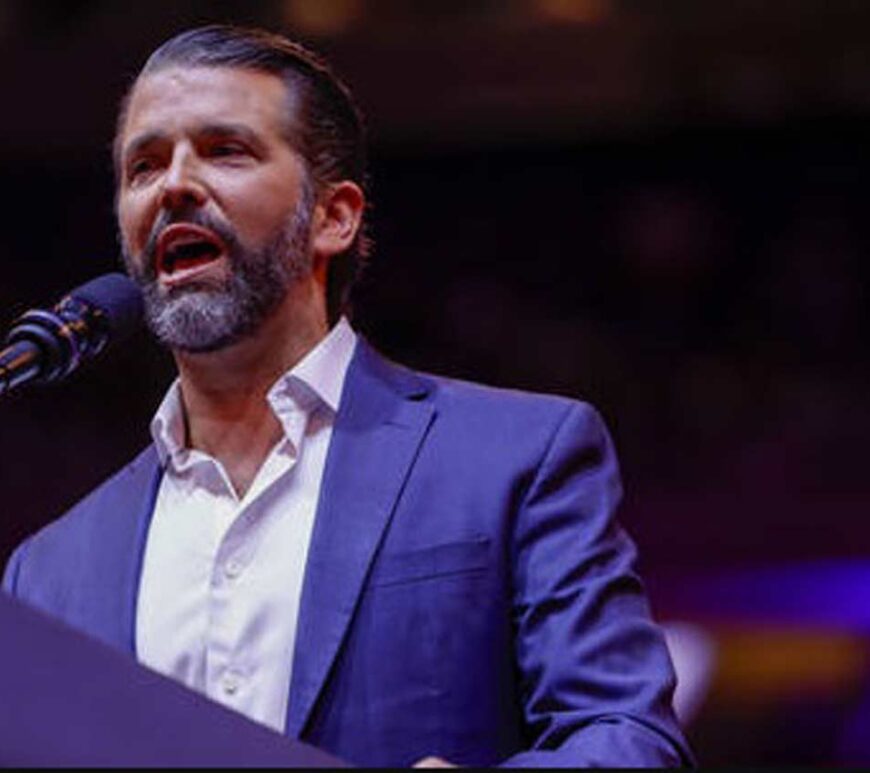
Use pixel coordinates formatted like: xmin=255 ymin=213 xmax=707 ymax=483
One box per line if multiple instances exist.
xmin=139 ymin=208 xmax=239 ymax=281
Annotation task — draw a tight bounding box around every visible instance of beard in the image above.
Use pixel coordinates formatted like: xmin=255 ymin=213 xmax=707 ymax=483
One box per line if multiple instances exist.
xmin=121 ymin=186 xmax=314 ymax=354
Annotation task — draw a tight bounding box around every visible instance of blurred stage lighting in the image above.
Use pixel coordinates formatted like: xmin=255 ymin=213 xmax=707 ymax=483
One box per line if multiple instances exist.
xmin=282 ymin=0 xmax=364 ymax=36
xmin=531 ymin=0 xmax=612 ymax=24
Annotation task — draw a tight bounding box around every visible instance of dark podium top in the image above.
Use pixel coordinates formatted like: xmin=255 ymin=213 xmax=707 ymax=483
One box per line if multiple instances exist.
xmin=0 ymin=593 xmax=345 ymax=767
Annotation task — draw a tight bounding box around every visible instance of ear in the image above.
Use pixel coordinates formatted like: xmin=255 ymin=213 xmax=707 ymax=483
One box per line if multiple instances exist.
xmin=310 ymin=180 xmax=365 ymax=265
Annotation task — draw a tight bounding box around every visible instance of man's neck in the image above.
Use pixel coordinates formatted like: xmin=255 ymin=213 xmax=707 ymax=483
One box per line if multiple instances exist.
xmin=173 ymin=279 xmax=330 ymax=497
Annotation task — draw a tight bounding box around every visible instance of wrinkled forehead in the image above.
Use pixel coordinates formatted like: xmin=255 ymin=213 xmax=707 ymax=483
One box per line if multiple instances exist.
xmin=114 ymin=65 xmax=301 ymax=172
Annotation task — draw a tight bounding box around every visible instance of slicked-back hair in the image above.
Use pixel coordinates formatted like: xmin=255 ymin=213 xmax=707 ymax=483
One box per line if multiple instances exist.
xmin=115 ymin=25 xmax=371 ymax=323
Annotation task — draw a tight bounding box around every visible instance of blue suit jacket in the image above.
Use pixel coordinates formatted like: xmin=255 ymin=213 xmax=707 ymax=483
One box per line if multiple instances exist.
xmin=3 ymin=341 xmax=691 ymax=767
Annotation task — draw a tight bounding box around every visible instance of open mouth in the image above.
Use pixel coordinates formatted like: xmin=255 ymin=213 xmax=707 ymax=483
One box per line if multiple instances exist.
xmin=156 ymin=223 xmax=227 ymax=280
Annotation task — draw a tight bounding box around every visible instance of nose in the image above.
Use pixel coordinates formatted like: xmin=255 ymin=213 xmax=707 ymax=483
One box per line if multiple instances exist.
xmin=159 ymin=145 xmax=207 ymax=212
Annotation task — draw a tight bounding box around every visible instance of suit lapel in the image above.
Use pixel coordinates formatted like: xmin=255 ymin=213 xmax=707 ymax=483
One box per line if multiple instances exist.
xmin=119 ymin=449 xmax=163 ymax=653
xmin=74 ymin=446 xmax=162 ymax=654
xmin=286 ymin=342 xmax=435 ymax=738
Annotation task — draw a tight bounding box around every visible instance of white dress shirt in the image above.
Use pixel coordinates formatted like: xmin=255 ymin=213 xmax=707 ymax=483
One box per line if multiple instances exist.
xmin=135 ymin=318 xmax=357 ymax=733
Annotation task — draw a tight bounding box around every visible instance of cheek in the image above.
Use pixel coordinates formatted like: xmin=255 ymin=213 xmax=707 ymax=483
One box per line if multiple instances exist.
xmin=220 ymin=172 xmax=304 ymax=243
xmin=118 ymin=196 xmax=153 ymax=254
xmin=227 ymin=198 xmax=296 ymax=246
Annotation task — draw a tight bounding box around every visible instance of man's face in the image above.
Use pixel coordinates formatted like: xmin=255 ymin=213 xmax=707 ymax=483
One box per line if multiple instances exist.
xmin=116 ymin=65 xmax=314 ymax=352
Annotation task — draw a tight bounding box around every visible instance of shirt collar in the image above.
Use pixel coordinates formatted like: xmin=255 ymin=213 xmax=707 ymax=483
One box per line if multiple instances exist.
xmin=150 ymin=317 xmax=358 ymax=469
xmin=271 ymin=315 xmax=356 ymax=415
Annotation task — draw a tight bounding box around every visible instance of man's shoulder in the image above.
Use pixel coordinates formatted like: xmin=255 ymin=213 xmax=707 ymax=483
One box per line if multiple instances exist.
xmin=4 ymin=446 xmax=160 ymax=590
xmin=37 ymin=445 xmax=158 ymax=538
xmin=362 ymin=341 xmax=587 ymax=416
xmin=430 ymin=369 xmax=580 ymax=414
xmin=370 ymin=345 xmax=607 ymax=439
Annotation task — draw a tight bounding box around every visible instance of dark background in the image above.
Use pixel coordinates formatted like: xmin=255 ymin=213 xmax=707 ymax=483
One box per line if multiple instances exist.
xmin=0 ymin=1 xmax=868 ymax=763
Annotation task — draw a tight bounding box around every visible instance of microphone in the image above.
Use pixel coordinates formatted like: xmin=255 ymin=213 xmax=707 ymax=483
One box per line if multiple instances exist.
xmin=0 ymin=273 xmax=145 ymax=396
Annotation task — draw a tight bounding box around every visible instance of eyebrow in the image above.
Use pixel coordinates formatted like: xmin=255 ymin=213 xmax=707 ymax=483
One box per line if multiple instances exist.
xmin=122 ymin=122 xmax=267 ymax=165
xmin=121 ymin=129 xmax=166 ymax=166
xmin=197 ymin=122 xmax=265 ymax=151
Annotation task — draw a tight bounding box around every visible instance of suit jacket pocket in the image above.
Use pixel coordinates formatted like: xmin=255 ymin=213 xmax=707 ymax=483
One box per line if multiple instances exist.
xmin=368 ymin=536 xmax=491 ymax=588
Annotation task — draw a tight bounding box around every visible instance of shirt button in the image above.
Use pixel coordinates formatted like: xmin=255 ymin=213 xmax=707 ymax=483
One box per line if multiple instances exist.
xmin=224 ymin=559 xmax=243 ymax=579
xmin=222 ymin=671 xmax=242 ymax=695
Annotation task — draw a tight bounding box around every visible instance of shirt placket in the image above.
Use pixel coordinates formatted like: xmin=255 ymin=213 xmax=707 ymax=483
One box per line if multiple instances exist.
xmin=202 ymin=431 xmax=300 ymax=718
xmin=202 ymin=462 xmax=254 ymax=713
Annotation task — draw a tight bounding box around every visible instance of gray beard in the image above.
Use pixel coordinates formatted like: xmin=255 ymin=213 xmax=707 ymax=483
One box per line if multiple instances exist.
xmin=121 ymin=190 xmax=314 ymax=353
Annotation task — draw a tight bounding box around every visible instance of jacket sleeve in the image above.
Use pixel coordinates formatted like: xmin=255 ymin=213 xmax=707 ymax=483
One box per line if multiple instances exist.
xmin=503 ymin=402 xmax=693 ymax=767
xmin=2 ymin=538 xmax=29 ymax=597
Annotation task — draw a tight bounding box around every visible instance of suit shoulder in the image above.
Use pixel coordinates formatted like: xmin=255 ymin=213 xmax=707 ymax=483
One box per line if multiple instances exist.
xmin=426 ymin=369 xmax=604 ymax=427
xmin=400 ymin=367 xmax=615 ymax=458
xmin=357 ymin=339 xmax=605 ymax=428
xmin=14 ymin=446 xmax=159 ymax=561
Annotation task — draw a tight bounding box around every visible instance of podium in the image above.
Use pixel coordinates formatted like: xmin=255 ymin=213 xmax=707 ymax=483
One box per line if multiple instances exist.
xmin=0 ymin=594 xmax=344 ymax=767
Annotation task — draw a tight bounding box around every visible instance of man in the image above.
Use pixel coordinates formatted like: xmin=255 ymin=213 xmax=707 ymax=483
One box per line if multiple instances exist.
xmin=2 ymin=26 xmax=691 ymax=767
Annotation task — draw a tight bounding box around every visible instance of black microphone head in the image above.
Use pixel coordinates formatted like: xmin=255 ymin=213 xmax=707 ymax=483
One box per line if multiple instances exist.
xmin=1 ymin=273 xmax=146 ymax=392
xmin=66 ymin=272 xmax=144 ymax=340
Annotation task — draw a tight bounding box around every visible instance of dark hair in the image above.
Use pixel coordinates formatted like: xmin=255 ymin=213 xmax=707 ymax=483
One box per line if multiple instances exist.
xmin=115 ymin=25 xmax=371 ymax=322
